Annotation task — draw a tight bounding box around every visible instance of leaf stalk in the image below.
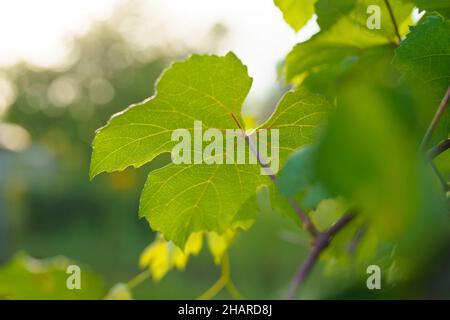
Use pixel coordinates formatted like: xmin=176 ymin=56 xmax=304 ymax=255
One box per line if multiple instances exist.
xmin=285 ymin=212 xmax=355 ymax=299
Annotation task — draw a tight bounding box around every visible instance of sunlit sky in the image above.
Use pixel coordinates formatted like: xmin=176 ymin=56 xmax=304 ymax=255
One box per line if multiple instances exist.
xmin=0 ymin=0 xmax=318 ymax=101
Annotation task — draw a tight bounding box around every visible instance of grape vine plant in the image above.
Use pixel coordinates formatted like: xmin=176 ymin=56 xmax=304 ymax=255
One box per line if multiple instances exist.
xmin=90 ymin=0 xmax=450 ymax=299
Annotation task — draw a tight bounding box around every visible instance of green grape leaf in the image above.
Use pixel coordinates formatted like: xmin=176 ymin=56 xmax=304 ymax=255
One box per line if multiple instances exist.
xmin=273 ymin=0 xmax=317 ymax=32
xmin=277 ymin=145 xmax=334 ymax=209
xmin=90 ymin=53 xmax=331 ymax=248
xmin=268 ymin=184 xmax=302 ymax=225
xmin=139 ymin=163 xmax=265 ymax=248
xmin=286 ymin=0 xmax=414 ymax=82
xmin=393 ymin=16 xmax=450 ymax=87
xmin=278 ymin=146 xmax=317 ymax=196
xmin=393 ymin=15 xmax=450 ymax=140
xmin=230 ymin=192 xmax=260 ymax=230
xmin=0 ymin=253 xmax=105 ymax=300
xmin=315 ymin=0 xmax=357 ymax=31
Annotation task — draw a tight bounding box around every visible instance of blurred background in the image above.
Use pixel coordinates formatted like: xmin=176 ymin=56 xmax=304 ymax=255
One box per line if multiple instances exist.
xmin=0 ymin=0 xmax=321 ymax=299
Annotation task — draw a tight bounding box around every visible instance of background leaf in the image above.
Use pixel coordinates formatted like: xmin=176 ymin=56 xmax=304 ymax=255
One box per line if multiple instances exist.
xmin=314 ymin=77 xmax=449 ymax=276
xmin=273 ymin=0 xmax=317 ymax=31
xmin=0 ymin=253 xmax=105 ymax=299
xmin=286 ymin=0 xmax=414 ymax=82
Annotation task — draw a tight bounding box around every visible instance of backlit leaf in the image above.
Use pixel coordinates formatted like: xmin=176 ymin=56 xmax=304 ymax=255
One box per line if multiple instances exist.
xmin=274 ymin=0 xmax=317 ymax=31
xmin=91 ymin=53 xmax=331 ymax=248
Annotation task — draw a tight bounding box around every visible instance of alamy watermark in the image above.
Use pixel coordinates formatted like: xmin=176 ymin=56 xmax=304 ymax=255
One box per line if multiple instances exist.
xmin=170 ymin=120 xmax=280 ymax=175
xmin=366 ymin=265 xmax=381 ymax=290
xmin=66 ymin=264 xmax=81 ymax=290
xmin=367 ymin=5 xmax=382 ymax=30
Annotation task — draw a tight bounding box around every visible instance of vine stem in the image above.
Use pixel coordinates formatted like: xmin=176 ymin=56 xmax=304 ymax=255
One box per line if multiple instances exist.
xmin=230 ymin=112 xmax=356 ymax=298
xmin=285 ymin=212 xmax=355 ymax=300
xmin=126 ymin=269 xmax=151 ymax=290
xmin=383 ymin=0 xmax=401 ymax=44
xmin=431 ymin=162 xmax=449 ymax=192
xmin=421 ymin=86 xmax=450 ymax=149
xmin=197 ymin=277 xmax=226 ymax=300
xmin=427 ymin=139 xmax=450 ymax=191
xmin=230 ymin=112 xmax=318 ymax=237
xmin=197 ymin=253 xmax=245 ymax=300
xmin=428 ymin=138 xmax=450 ymax=159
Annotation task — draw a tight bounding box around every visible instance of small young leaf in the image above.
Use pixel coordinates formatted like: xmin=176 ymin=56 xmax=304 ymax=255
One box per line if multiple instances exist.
xmin=273 ymin=0 xmax=317 ymax=31
xmin=207 ymin=230 xmax=235 ymax=265
xmin=139 ymin=233 xmax=203 ymax=281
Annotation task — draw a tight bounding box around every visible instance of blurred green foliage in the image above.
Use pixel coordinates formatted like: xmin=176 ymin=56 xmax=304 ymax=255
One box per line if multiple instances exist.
xmin=0 ymin=252 xmax=105 ymax=299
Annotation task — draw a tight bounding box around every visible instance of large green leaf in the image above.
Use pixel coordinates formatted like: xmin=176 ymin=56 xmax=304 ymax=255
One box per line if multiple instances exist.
xmin=273 ymin=0 xmax=317 ymax=32
xmin=393 ymin=15 xmax=450 ymax=140
xmin=286 ymin=0 xmax=414 ymax=82
xmin=91 ymin=53 xmax=331 ymax=247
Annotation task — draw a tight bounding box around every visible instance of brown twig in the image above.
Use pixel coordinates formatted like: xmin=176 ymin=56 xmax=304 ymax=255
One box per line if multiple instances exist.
xmin=421 ymin=87 xmax=450 ymax=191
xmin=383 ymin=0 xmax=402 ymax=44
xmin=428 ymin=139 xmax=450 ymax=159
xmin=421 ymin=86 xmax=450 ymax=150
xmin=285 ymin=212 xmax=355 ymax=299
xmin=230 ymin=111 xmax=354 ymax=297
xmin=427 ymin=139 xmax=450 ymax=191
